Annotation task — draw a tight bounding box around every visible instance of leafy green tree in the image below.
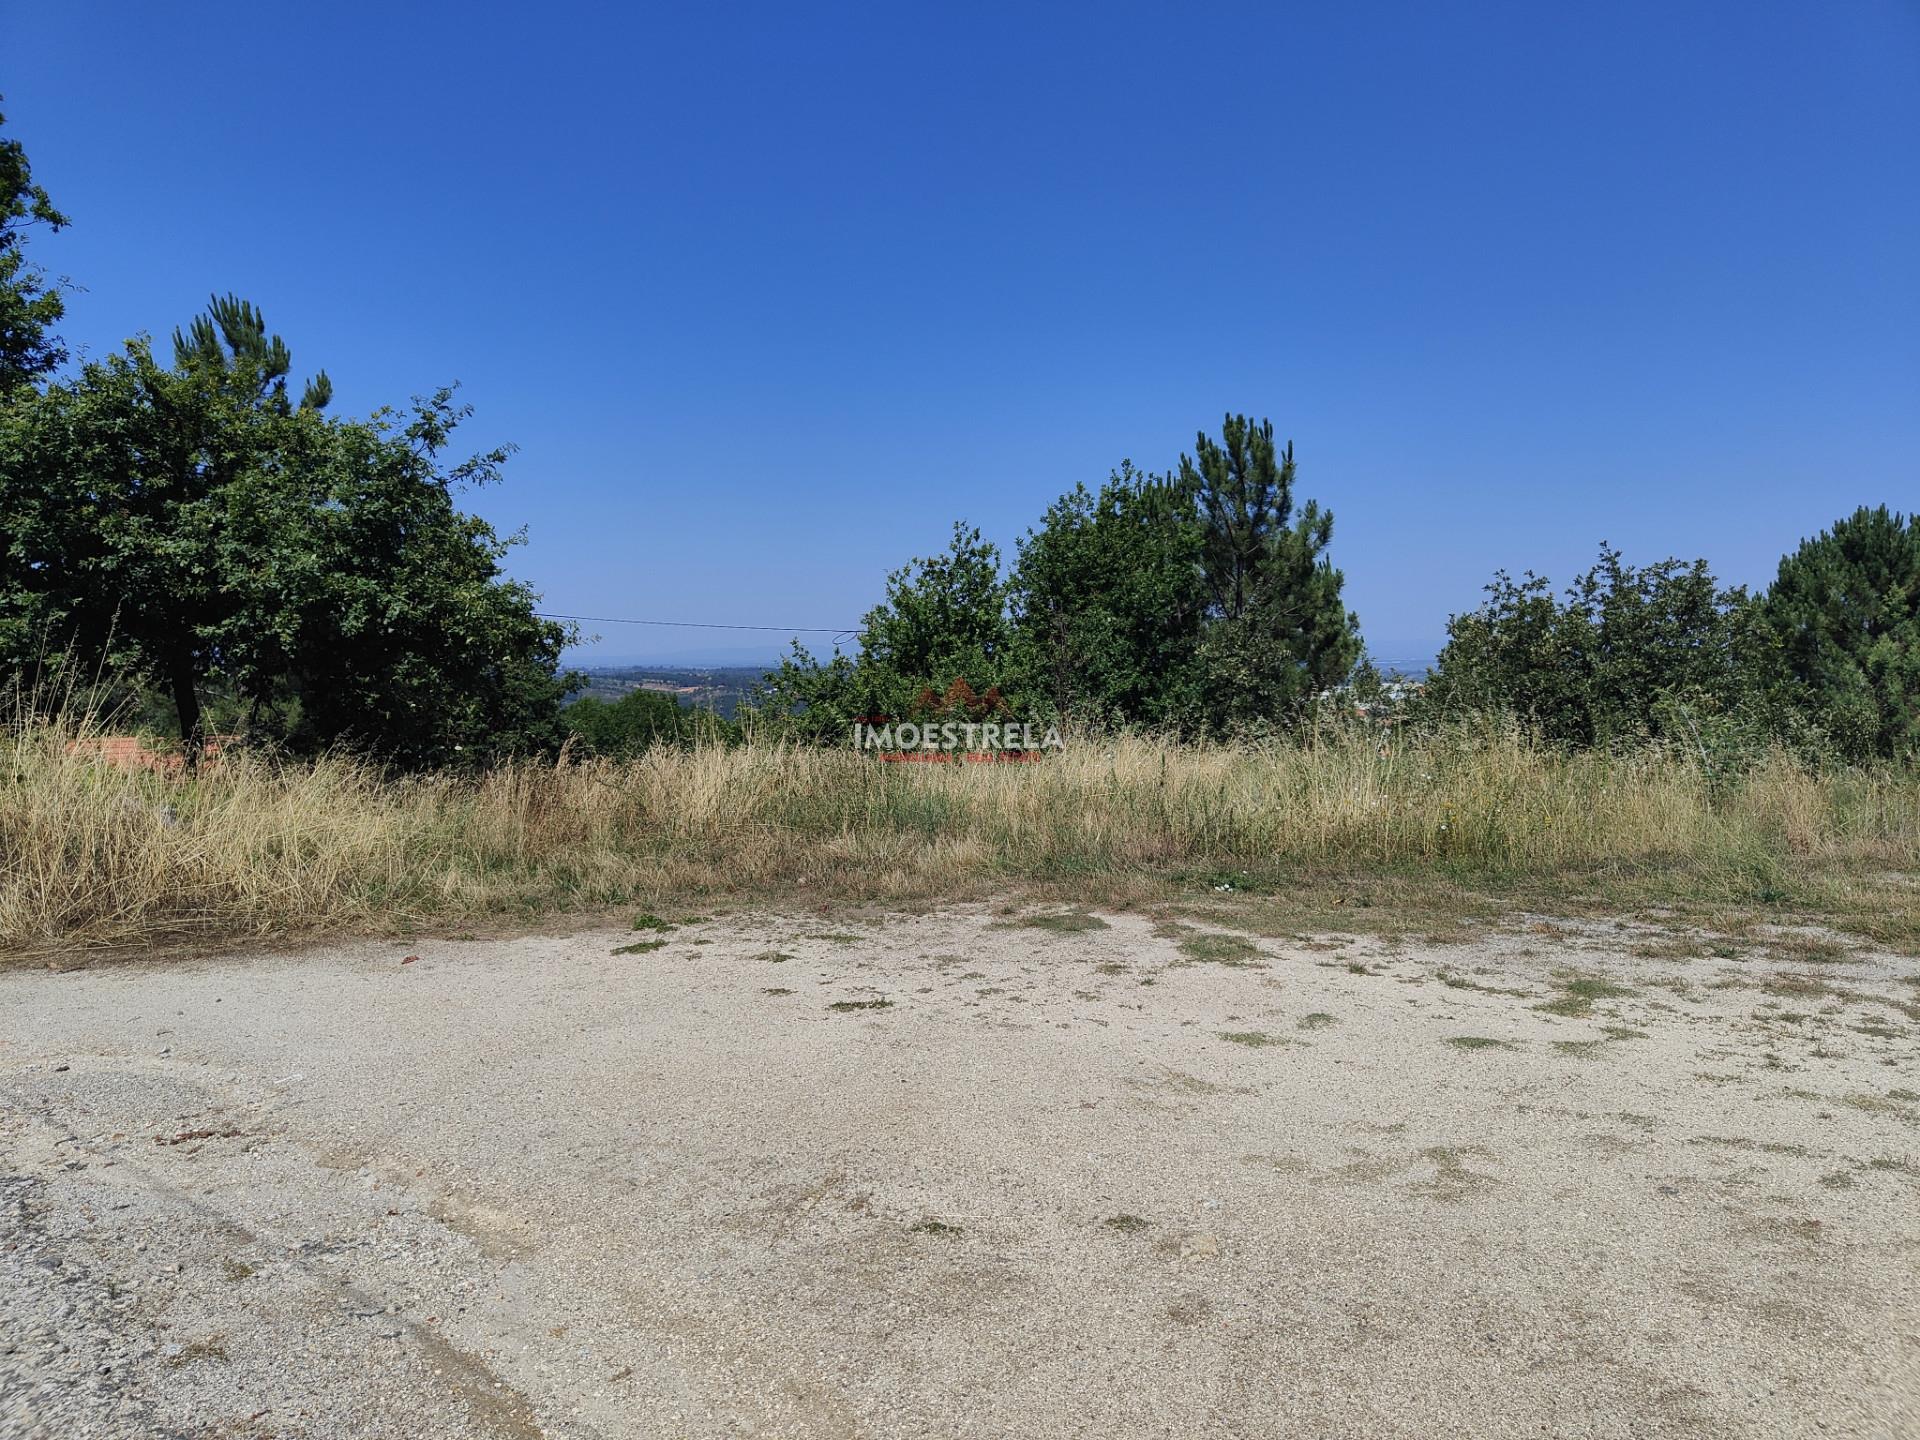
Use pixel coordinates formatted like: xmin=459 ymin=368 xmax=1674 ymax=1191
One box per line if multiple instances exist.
xmin=761 ymin=523 xmax=1019 ymax=739
xmin=1008 ymin=418 xmax=1360 ymax=734
xmin=756 ymin=643 xmax=867 ymax=741
xmin=860 ymin=522 xmax=1016 ymax=697
xmin=1010 ymin=462 xmax=1207 ymax=726
xmin=0 ymin=298 xmax=574 ymax=766
xmin=1178 ymin=416 xmax=1361 ymax=730
xmin=564 ymin=687 xmax=732 ymax=755
xmin=0 ymin=99 xmax=69 ymax=393
xmin=1762 ymin=506 xmax=1920 ymax=760
xmin=0 ymin=327 xmax=249 ymax=748
xmin=1423 ymin=569 xmax=1578 ymax=733
xmin=1426 ymin=545 xmax=1769 ymax=749
xmin=217 ymin=388 xmax=576 ymax=766
xmin=792 ymin=416 xmax=1362 ymax=740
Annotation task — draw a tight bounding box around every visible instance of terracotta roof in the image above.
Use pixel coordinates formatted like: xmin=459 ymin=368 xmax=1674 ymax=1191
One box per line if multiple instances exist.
xmin=64 ymin=735 xmax=237 ymax=773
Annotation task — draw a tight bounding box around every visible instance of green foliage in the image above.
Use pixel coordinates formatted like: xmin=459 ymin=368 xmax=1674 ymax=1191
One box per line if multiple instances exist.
xmin=173 ymin=293 xmax=333 ymax=413
xmin=765 ymin=418 xmax=1362 ymax=740
xmin=759 ymin=522 xmax=1022 ymax=739
xmin=0 ymin=100 xmax=69 ymax=393
xmin=1762 ymin=506 xmax=1920 ymax=761
xmin=226 ymin=388 xmax=577 ymax=766
xmin=0 ymin=300 xmax=574 ymax=767
xmin=1425 ymin=545 xmax=1771 ymax=751
xmin=1010 ymin=462 xmax=1208 ymax=726
xmin=2 ymin=334 xmax=245 ymax=745
xmin=0 ymin=109 xmax=570 ymax=767
xmin=857 ymin=522 xmax=1020 ymax=711
xmin=1180 ymin=416 xmax=1362 ymax=730
xmin=1007 ymin=418 xmax=1362 ymax=735
xmin=565 ymin=687 xmax=734 ymax=755
xmin=756 ymin=643 xmax=867 ymax=741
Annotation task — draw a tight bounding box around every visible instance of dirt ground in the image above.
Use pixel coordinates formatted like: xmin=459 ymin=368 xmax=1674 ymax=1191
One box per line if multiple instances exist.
xmin=2 ymin=906 xmax=1916 ymax=1439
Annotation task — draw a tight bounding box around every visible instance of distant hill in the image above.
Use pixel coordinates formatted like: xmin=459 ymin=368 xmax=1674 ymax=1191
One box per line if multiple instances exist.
xmin=569 ymin=665 xmax=767 ymax=719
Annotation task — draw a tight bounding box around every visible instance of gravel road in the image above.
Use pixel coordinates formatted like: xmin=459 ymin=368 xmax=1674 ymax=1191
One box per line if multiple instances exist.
xmin=3 ymin=907 xmax=1916 ymax=1438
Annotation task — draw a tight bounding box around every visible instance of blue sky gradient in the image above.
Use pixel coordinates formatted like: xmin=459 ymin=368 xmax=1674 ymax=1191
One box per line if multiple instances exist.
xmin=9 ymin=1 xmax=1917 ymax=666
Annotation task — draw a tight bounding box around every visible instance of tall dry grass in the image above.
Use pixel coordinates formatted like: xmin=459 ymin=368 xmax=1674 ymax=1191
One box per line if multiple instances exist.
xmin=4 ymin=717 xmax=1917 ymax=955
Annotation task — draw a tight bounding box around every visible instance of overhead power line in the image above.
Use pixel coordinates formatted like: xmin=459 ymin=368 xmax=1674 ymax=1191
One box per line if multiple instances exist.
xmin=536 ymin=611 xmax=858 ymax=638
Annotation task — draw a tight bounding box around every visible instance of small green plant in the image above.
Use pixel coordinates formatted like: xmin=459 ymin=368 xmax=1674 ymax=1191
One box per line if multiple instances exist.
xmin=1536 ymin=971 xmax=1636 ymax=1018
xmin=828 ymin=998 xmax=892 ymax=1012
xmin=1103 ymin=1214 xmax=1151 ymax=1233
xmin=612 ymin=939 xmax=668 ymax=955
xmin=631 ymin=913 xmax=676 ymax=932
xmin=1446 ymin=1035 xmax=1516 ymax=1051
xmin=753 ymin=950 xmax=794 ymax=963
xmin=909 ymin=1219 xmax=963 ymax=1237
xmin=1178 ymin=933 xmax=1262 ymax=966
xmin=1016 ymin=911 xmax=1110 ymax=934
xmin=807 ymin=932 xmax=861 ymax=944
xmin=1298 ymin=1012 xmax=1337 ymax=1030
xmin=1218 ymin=1030 xmax=1286 ymax=1048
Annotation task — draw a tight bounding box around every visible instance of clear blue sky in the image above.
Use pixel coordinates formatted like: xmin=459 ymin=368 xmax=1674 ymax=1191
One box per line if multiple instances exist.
xmin=9 ymin=1 xmax=1917 ymax=667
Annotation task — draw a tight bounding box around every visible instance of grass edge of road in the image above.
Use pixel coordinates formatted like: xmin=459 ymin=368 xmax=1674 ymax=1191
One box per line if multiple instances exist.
xmin=5 ymin=721 xmax=1918 ymax=963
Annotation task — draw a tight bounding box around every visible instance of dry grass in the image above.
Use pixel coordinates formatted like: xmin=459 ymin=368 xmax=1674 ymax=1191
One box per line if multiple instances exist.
xmin=4 ymin=719 xmax=1918 ymax=958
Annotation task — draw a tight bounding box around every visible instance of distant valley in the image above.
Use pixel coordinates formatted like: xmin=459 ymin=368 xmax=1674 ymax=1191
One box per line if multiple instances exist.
xmin=570 ymin=665 xmax=768 ymax=719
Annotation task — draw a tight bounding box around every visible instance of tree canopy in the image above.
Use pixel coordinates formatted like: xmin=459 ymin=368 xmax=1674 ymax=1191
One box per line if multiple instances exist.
xmin=1763 ymin=506 xmax=1920 ymax=761
xmin=0 ymin=96 xmax=68 ymax=394
xmin=1181 ymin=417 xmax=1361 ymax=732
xmin=0 ymin=296 xmax=574 ymax=766
xmin=1010 ymin=462 xmax=1207 ymax=727
xmin=1424 ymin=545 xmax=1768 ymax=750
xmin=768 ymin=417 xmax=1364 ymax=739
xmin=564 ymin=686 xmax=733 ymax=756
xmin=761 ymin=522 xmax=1023 ymax=740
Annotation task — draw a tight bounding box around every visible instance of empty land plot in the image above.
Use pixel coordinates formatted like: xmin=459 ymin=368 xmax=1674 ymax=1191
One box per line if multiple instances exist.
xmin=3 ymin=907 xmax=1917 ymax=1438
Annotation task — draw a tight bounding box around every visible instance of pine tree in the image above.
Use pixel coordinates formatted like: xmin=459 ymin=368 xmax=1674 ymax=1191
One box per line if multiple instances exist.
xmin=1177 ymin=415 xmax=1361 ymax=728
xmin=1763 ymin=506 xmax=1920 ymax=760
xmin=173 ymin=294 xmax=332 ymax=413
